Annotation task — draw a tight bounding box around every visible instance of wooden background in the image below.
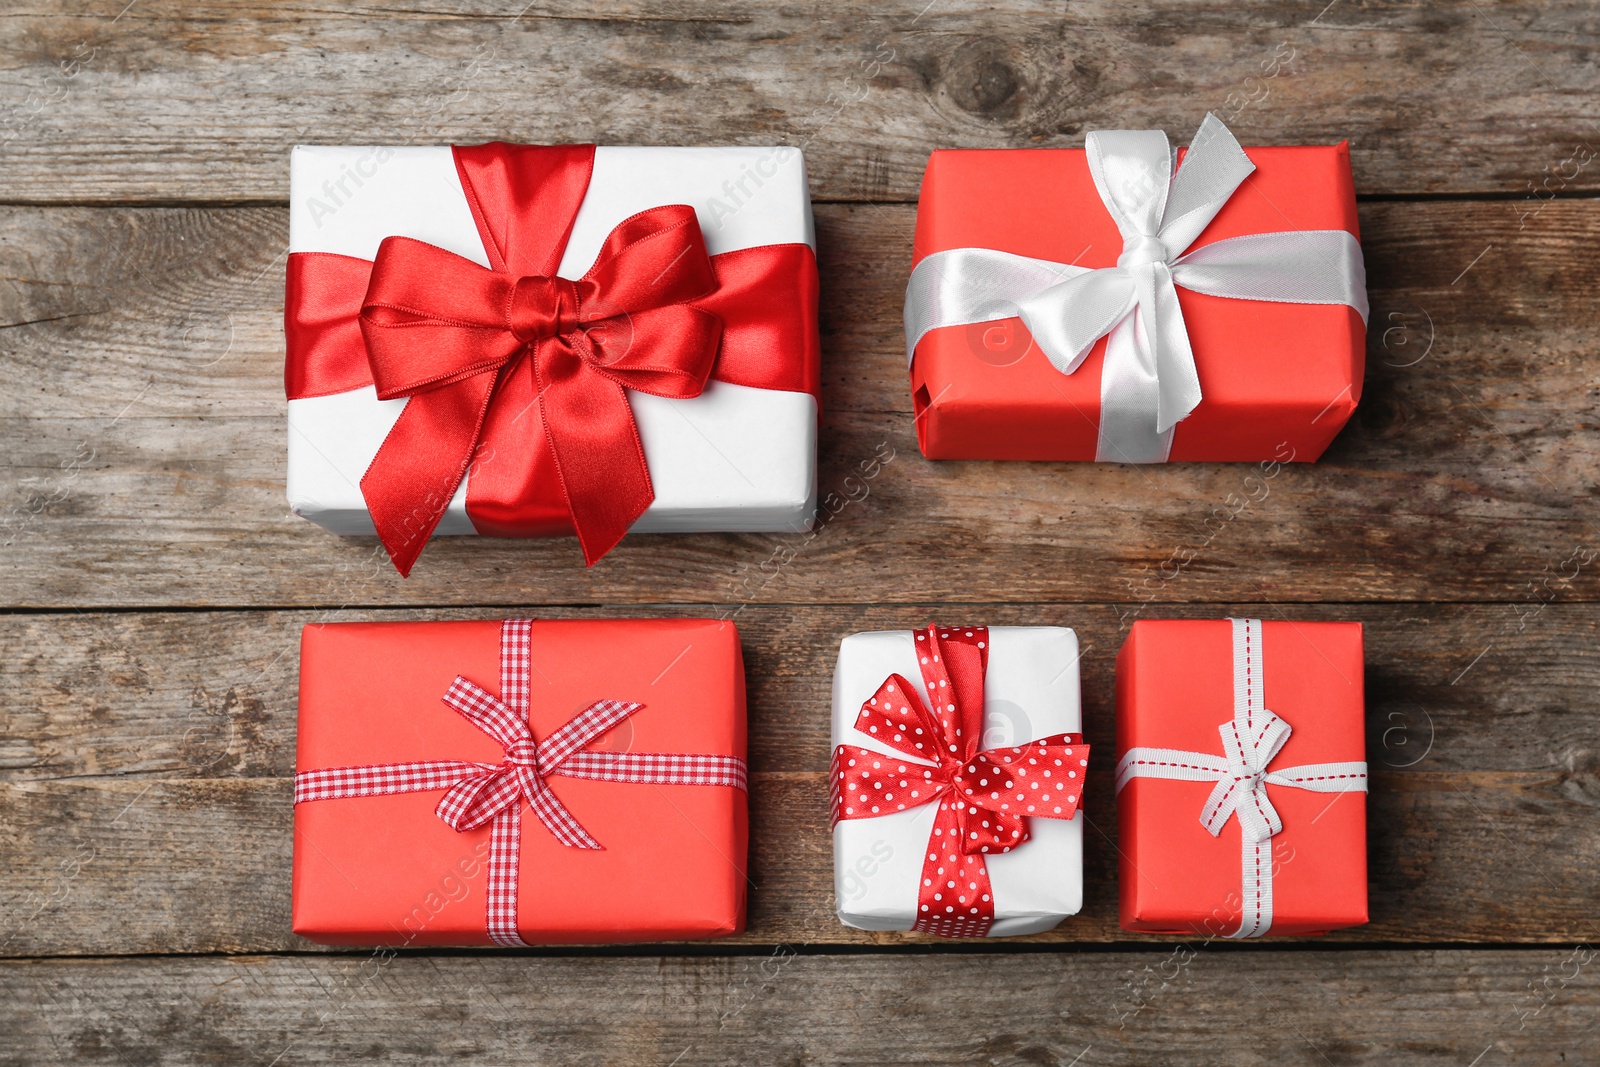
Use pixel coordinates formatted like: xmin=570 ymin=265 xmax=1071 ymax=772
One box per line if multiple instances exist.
xmin=3 ymin=0 xmax=1598 ymax=1062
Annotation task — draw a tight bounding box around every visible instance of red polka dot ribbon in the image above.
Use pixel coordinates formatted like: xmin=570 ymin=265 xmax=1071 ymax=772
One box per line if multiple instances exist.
xmin=830 ymin=624 xmax=1090 ymax=937
xmin=295 ymin=619 xmax=748 ymax=946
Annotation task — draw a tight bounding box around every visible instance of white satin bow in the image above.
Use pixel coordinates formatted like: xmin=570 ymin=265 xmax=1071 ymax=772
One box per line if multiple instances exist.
xmin=904 ymin=114 xmax=1370 ymax=462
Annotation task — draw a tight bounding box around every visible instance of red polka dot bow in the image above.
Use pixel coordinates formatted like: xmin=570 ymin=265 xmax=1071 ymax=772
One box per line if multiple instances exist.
xmin=830 ymin=624 xmax=1089 ymax=937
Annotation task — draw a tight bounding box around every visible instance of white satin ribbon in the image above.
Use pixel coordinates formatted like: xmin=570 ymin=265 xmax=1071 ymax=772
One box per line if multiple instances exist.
xmin=1113 ymin=618 xmax=1367 ymax=938
xmin=904 ymin=114 xmax=1370 ymax=463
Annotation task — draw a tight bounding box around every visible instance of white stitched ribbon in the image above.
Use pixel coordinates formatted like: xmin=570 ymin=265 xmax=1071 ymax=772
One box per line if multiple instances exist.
xmin=904 ymin=114 xmax=1370 ymax=463
xmin=1113 ymin=618 xmax=1367 ymax=937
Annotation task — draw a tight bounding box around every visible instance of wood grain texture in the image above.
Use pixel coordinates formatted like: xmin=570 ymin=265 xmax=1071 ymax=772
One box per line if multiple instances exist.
xmin=4 ymin=1 xmax=1600 ymax=1057
xmin=2 ymin=2 xmax=1599 ymax=203
xmin=3 ymin=200 xmax=1598 ymax=608
xmin=2 ymin=604 xmax=1596 ymax=954
xmin=4 ymin=604 xmax=1594 ymax=781
xmin=3 ymin=950 xmax=1596 ymax=1066
xmin=5 ymin=770 xmax=1595 ymax=955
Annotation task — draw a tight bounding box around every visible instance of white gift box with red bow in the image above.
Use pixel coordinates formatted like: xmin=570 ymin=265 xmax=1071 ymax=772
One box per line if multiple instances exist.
xmin=831 ymin=626 xmax=1085 ymax=937
xmin=286 ymin=144 xmax=818 ymax=540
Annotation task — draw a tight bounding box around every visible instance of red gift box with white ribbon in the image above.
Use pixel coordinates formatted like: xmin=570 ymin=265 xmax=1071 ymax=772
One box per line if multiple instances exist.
xmin=905 ymin=115 xmax=1368 ymax=464
xmin=1115 ymin=618 xmax=1368 ymax=937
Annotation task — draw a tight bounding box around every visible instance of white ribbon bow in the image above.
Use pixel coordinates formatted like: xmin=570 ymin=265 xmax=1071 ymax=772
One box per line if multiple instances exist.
xmin=1114 ymin=618 xmax=1367 ymax=938
xmin=904 ymin=114 xmax=1370 ymax=463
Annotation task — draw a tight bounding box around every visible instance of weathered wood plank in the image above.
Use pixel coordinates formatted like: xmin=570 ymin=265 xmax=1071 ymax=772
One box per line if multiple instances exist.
xmin=2 ymin=199 xmax=1598 ymax=607
xmin=3 ymin=604 xmax=1593 ymax=780
xmin=2 ymin=605 xmax=1596 ymax=953
xmin=2 ymin=1 xmax=1598 ymax=202
xmin=8 ymin=770 xmax=1593 ymax=954
xmin=6 ymin=197 xmax=1595 ymax=420
xmin=2 ymin=949 xmax=1596 ymax=1066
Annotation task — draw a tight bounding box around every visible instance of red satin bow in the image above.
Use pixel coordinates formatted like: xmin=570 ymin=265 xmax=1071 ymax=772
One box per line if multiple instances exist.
xmin=830 ymin=624 xmax=1089 ymax=937
xmin=359 ymin=205 xmax=723 ymax=574
xmin=283 ymin=143 xmax=821 ymax=576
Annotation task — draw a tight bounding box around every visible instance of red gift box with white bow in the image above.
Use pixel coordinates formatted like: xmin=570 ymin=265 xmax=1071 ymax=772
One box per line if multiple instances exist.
xmin=905 ymin=115 xmax=1368 ymax=464
xmin=1116 ymin=618 xmax=1368 ymax=937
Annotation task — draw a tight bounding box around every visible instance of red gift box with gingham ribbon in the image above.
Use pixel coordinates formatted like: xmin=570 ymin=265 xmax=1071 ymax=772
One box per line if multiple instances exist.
xmin=292 ymin=617 xmax=748 ymax=946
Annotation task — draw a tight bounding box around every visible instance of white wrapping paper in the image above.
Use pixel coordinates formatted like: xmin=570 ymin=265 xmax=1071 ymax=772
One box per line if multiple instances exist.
xmin=286 ymin=145 xmax=818 ymax=537
xmin=831 ymin=626 xmax=1084 ymax=936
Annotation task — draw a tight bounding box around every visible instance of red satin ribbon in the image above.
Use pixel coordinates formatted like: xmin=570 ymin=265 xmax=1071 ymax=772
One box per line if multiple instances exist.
xmin=830 ymin=624 xmax=1089 ymax=938
xmin=284 ymin=143 xmax=821 ymax=575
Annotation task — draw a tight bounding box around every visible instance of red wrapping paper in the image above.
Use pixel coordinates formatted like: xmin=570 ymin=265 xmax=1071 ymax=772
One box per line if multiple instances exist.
xmin=1115 ymin=619 xmax=1367 ymax=936
xmin=292 ymin=618 xmax=748 ymax=946
xmin=909 ymin=143 xmax=1364 ymax=461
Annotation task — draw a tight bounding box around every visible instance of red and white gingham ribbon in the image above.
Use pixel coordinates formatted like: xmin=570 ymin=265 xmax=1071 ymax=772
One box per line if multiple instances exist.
xmin=295 ymin=619 xmax=748 ymax=946
xmin=1113 ymin=618 xmax=1367 ymax=937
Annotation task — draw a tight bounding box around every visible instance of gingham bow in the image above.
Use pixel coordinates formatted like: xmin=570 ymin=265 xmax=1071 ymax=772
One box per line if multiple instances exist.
xmin=295 ymin=619 xmax=748 ymax=946
xmin=1114 ymin=618 xmax=1367 ymax=937
xmin=435 ymin=676 xmax=644 ymax=849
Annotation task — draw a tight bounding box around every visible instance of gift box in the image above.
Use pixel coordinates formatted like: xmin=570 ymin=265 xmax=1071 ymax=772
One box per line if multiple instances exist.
xmin=1115 ymin=618 xmax=1368 ymax=937
xmin=830 ymin=624 xmax=1089 ymax=937
xmin=285 ymin=143 xmax=821 ymax=574
xmin=292 ymin=617 xmax=748 ymax=946
xmin=905 ymin=114 xmax=1369 ymax=463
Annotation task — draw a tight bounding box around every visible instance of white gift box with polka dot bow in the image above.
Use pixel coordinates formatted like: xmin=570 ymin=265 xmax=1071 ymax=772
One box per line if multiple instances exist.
xmin=831 ymin=626 xmax=1084 ymax=936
